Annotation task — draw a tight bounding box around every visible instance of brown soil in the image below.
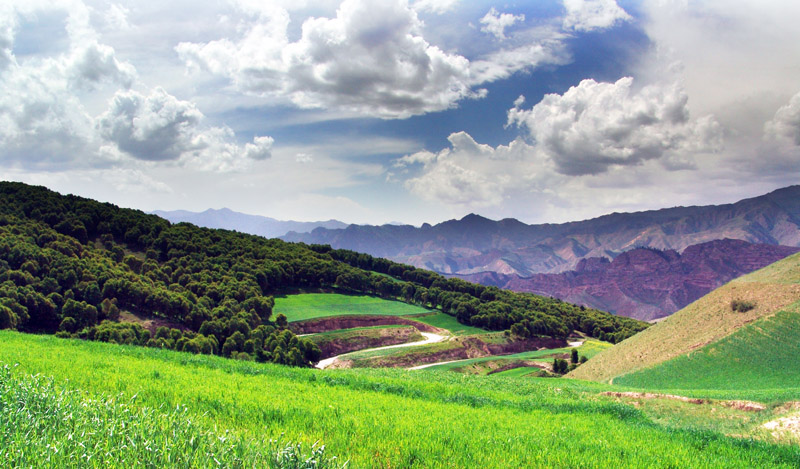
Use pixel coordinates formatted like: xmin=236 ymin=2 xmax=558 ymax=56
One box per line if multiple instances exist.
xmin=290 ymin=315 xmax=446 ymax=334
xmin=313 ymin=327 xmax=423 ymax=359
xmin=601 ymin=392 xmax=767 ymax=412
xmin=118 ymin=311 xmax=189 ymax=335
xmin=362 ymin=336 xmax=567 ymax=369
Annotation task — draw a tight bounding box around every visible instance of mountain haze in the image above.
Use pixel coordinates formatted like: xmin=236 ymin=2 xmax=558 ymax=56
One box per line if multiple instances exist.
xmin=282 ymin=185 xmax=800 ymax=276
xmin=153 ymin=208 xmax=348 ymax=238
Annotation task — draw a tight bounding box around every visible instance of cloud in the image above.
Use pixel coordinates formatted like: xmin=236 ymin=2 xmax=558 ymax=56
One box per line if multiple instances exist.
xmin=177 ymin=0 xmax=483 ymax=119
xmin=412 ymin=0 xmax=459 ymax=14
xmin=396 ymin=131 xmax=540 ymax=207
xmin=480 ymin=8 xmax=525 ymax=40
xmin=507 ymin=77 xmax=722 ymax=175
xmin=97 ymin=88 xmax=273 ymax=171
xmin=562 ymin=0 xmax=631 ymax=32
xmin=764 ymin=91 xmax=800 ymax=146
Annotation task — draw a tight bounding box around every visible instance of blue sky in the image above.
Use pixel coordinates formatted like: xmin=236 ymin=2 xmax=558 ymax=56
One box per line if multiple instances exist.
xmin=1 ymin=0 xmax=799 ymax=225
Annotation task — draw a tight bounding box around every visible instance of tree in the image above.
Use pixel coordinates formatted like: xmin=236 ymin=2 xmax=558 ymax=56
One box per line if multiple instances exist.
xmin=571 ymin=348 xmax=579 ymax=364
xmin=275 ymin=313 xmax=288 ymax=330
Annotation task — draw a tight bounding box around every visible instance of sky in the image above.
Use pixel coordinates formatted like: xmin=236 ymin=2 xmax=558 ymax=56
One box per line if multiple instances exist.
xmin=1 ymin=0 xmax=799 ymax=226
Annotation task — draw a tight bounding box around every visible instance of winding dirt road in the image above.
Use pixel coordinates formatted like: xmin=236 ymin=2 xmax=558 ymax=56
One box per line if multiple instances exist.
xmin=315 ymin=332 xmax=448 ymax=369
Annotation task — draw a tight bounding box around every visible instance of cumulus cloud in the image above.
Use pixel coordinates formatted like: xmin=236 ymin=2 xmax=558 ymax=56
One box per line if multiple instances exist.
xmin=507 ymin=77 xmax=722 ymax=175
xmin=764 ymin=91 xmax=800 ymax=146
xmin=177 ymin=0 xmax=482 ymax=119
xmin=412 ymin=0 xmax=459 ymax=14
xmin=396 ymin=131 xmax=539 ymax=207
xmin=97 ymin=88 xmax=273 ymax=171
xmin=480 ymin=8 xmax=525 ymax=40
xmin=562 ymin=0 xmax=631 ymax=32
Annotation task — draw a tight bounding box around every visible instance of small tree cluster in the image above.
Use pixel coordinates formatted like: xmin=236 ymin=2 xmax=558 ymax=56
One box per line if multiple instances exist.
xmin=731 ymin=299 xmax=756 ymax=313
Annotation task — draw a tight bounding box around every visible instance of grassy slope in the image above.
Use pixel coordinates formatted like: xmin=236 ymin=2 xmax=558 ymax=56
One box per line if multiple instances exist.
xmin=569 ymin=252 xmax=800 ymax=383
xmin=615 ymin=308 xmax=800 ymax=390
xmin=403 ymin=311 xmax=486 ymax=335
xmin=2 ymin=331 xmax=800 ymax=468
xmin=274 ymin=293 xmax=434 ymax=322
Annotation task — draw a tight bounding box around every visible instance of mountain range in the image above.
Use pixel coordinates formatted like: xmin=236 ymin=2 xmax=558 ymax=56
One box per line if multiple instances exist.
xmin=281 ymin=185 xmax=800 ymax=276
xmin=457 ymin=239 xmax=800 ymax=321
xmin=152 ymin=208 xmax=348 ymax=239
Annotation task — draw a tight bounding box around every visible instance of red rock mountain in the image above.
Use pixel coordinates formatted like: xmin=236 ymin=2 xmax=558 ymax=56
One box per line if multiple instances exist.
xmin=282 ymin=185 xmax=800 ymax=276
xmin=457 ymin=239 xmax=800 ymax=321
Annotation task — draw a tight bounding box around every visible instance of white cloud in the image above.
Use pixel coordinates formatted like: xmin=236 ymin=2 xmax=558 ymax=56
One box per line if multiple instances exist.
xmin=97 ymin=88 xmax=273 ymax=171
xmin=411 ymin=0 xmax=459 ymax=14
xmin=177 ymin=0 xmax=483 ymax=119
xmin=480 ymin=8 xmax=525 ymax=40
xmin=764 ymin=91 xmax=800 ymax=146
xmin=469 ymin=34 xmax=569 ymax=85
xmin=396 ymin=131 xmax=540 ymax=207
xmin=562 ymin=0 xmax=631 ymax=32
xmin=507 ymin=77 xmax=722 ymax=175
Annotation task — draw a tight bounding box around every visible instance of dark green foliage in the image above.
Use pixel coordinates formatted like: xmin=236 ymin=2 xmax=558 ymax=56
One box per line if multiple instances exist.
xmin=552 ymin=358 xmax=568 ymax=374
xmin=571 ymin=348 xmax=579 ymax=364
xmin=730 ymin=299 xmax=756 ymax=313
xmin=0 ymin=182 xmax=647 ymax=368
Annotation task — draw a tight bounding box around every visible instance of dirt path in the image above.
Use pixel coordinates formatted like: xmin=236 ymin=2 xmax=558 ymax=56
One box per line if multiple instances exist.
xmin=408 ymin=338 xmax=586 ymax=371
xmin=315 ymin=332 xmax=447 ymax=370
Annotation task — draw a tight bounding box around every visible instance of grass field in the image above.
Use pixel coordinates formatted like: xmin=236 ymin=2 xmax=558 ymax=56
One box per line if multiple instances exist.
xmin=403 ymin=312 xmax=485 ymax=335
xmin=615 ymin=309 xmax=800 ymax=391
xmin=3 ymin=331 xmax=800 ymax=467
xmin=273 ymin=293 xmax=434 ymax=322
xmin=422 ymin=339 xmax=612 ymax=373
xmin=570 ymin=253 xmax=800 ymax=383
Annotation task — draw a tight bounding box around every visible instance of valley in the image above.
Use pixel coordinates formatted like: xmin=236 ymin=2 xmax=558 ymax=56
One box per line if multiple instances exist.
xmin=2 ymin=181 xmax=800 ymax=467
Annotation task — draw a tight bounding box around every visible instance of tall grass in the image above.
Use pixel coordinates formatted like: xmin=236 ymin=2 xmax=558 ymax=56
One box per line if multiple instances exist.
xmin=0 ymin=364 xmax=343 ymax=468
xmin=3 ymin=331 xmax=800 ymax=467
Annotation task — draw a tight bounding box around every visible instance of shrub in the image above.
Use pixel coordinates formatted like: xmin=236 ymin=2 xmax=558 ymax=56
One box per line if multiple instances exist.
xmin=731 ymin=299 xmax=756 ymax=313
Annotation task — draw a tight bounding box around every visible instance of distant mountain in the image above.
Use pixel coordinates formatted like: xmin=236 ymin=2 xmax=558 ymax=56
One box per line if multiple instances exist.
xmin=457 ymin=239 xmax=800 ymax=321
xmin=153 ymin=208 xmax=348 ymax=238
xmin=282 ymin=185 xmax=800 ymax=276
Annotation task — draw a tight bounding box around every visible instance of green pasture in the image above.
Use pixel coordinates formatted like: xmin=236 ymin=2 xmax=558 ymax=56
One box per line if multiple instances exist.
xmin=403 ymin=311 xmax=485 ymax=335
xmin=273 ymin=293 xmax=434 ymax=322
xmin=4 ymin=331 xmax=800 ymax=467
xmin=615 ymin=309 xmax=800 ymax=393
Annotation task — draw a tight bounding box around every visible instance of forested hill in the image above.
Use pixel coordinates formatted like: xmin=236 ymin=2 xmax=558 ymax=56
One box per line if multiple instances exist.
xmin=0 ymin=182 xmax=647 ymax=366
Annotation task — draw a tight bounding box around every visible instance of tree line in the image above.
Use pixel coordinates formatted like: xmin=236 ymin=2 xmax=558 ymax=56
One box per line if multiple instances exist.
xmin=0 ymin=182 xmax=647 ymax=367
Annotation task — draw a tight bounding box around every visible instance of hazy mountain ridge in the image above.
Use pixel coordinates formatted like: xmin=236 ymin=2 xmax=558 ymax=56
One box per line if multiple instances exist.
xmin=456 ymin=239 xmax=800 ymax=321
xmin=153 ymin=208 xmax=349 ymax=238
xmin=282 ymin=185 xmax=800 ymax=276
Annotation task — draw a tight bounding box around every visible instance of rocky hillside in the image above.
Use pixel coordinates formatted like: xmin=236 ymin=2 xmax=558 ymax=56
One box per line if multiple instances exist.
xmin=457 ymin=239 xmax=800 ymax=321
xmin=282 ymin=185 xmax=800 ymax=276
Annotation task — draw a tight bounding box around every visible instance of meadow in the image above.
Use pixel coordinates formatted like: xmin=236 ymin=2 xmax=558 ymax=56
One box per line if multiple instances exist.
xmin=3 ymin=330 xmax=800 ymax=468
xmin=615 ymin=309 xmax=800 ymax=391
xmin=402 ymin=311 xmax=485 ymax=335
xmin=273 ymin=293 xmax=434 ymax=322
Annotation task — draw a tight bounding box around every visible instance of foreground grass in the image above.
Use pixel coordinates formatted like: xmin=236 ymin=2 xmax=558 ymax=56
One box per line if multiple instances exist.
xmin=3 ymin=331 xmax=800 ymax=467
xmin=274 ymin=293 xmax=433 ymax=322
xmin=0 ymin=364 xmax=341 ymax=468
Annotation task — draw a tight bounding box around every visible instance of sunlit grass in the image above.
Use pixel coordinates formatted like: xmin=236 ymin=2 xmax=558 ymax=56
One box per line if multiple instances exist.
xmin=3 ymin=330 xmax=800 ymax=467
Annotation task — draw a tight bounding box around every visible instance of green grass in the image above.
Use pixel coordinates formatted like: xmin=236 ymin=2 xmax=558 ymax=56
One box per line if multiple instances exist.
xmin=490 ymin=366 xmax=543 ymax=378
xmin=4 ymin=330 xmax=800 ymax=468
xmin=274 ymin=293 xmax=433 ymax=322
xmin=0 ymin=364 xmax=341 ymax=468
xmin=615 ymin=309 xmax=800 ymax=392
xmin=307 ymin=324 xmax=410 ymax=338
xmin=403 ymin=311 xmax=485 ymax=335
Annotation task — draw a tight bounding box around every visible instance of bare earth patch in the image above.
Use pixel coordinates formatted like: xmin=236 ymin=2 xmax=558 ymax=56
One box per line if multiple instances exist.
xmin=601 ymin=392 xmax=766 ymax=412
